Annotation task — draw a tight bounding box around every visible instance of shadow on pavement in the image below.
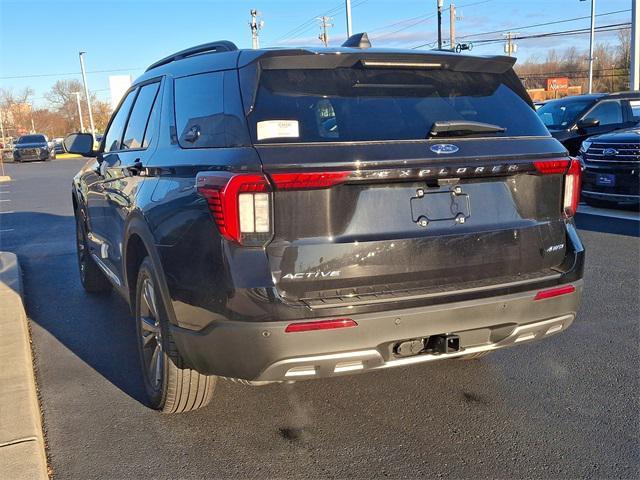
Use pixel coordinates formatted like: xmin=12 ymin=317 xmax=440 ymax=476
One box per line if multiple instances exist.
xmin=3 ymin=212 xmax=148 ymax=406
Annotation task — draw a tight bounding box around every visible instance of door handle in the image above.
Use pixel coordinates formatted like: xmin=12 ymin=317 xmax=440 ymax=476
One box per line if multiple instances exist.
xmin=126 ymin=159 xmax=144 ymax=175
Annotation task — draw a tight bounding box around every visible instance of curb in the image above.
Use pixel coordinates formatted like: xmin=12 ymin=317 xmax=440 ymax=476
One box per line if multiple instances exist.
xmin=0 ymin=252 xmax=48 ymax=479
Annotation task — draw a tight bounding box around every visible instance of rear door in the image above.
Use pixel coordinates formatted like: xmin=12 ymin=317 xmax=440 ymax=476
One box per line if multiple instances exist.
xmin=242 ymin=58 xmax=572 ymax=305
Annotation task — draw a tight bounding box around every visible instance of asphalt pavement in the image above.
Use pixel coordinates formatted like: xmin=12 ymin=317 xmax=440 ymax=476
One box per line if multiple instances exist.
xmin=0 ymin=159 xmax=638 ymax=479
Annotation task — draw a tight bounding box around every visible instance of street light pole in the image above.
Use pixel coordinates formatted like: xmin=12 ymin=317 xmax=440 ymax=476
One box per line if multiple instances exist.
xmin=580 ymin=0 xmax=596 ymax=93
xmin=74 ymin=92 xmax=85 ymax=132
xmin=78 ymin=52 xmax=96 ymax=137
xmin=345 ymin=0 xmax=353 ymax=37
xmin=631 ymin=0 xmax=639 ymax=90
xmin=437 ymin=0 xmax=444 ymax=49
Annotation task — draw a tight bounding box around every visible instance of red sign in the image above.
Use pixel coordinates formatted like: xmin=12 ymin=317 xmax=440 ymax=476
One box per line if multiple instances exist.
xmin=547 ymin=77 xmax=569 ymax=91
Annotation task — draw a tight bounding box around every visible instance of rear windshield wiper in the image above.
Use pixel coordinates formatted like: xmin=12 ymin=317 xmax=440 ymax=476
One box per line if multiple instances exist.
xmin=429 ymin=120 xmax=506 ymax=137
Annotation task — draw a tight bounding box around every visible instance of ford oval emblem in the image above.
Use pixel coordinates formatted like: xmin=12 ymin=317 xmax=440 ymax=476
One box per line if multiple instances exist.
xmin=430 ymin=144 xmax=459 ymax=154
xmin=602 ymin=148 xmax=619 ymax=156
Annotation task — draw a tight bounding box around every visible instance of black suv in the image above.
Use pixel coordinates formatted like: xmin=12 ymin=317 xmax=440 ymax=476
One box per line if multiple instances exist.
xmin=13 ymin=134 xmax=56 ymax=162
xmin=537 ymin=92 xmax=640 ymax=155
xmin=65 ymin=36 xmax=585 ymax=413
xmin=579 ymin=127 xmax=640 ymax=207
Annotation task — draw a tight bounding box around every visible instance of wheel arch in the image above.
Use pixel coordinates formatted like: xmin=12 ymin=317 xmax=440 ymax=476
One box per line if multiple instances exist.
xmin=124 ymin=215 xmax=178 ymax=326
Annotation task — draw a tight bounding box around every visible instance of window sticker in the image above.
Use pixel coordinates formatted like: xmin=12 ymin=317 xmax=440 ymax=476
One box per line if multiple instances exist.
xmin=257 ymin=120 xmax=300 ymax=141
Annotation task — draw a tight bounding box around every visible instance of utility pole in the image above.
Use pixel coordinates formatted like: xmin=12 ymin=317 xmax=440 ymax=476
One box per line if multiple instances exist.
xmin=78 ymin=52 xmax=96 ymax=137
xmin=503 ymin=32 xmax=518 ymax=56
xmin=0 ymin=109 xmax=5 ymax=146
xmin=449 ymin=3 xmax=456 ymax=51
xmin=73 ymin=92 xmax=85 ymax=132
xmin=631 ymin=0 xmax=639 ymax=90
xmin=437 ymin=0 xmax=444 ymax=49
xmin=345 ymin=0 xmax=353 ymax=37
xmin=249 ymin=9 xmax=264 ymax=49
xmin=318 ymin=16 xmax=333 ymax=47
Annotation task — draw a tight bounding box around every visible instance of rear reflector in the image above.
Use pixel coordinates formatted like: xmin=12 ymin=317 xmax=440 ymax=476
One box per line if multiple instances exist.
xmin=270 ymin=172 xmax=351 ymax=190
xmin=534 ymin=285 xmax=576 ymax=301
xmin=285 ymin=318 xmax=357 ymax=333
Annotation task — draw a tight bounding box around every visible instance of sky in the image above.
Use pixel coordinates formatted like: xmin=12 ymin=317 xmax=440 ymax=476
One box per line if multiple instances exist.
xmin=0 ymin=0 xmax=632 ymax=108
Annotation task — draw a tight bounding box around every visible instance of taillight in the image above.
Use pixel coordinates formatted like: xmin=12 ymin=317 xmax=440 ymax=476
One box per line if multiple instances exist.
xmin=563 ymin=158 xmax=581 ymax=218
xmin=284 ymin=318 xmax=357 ymax=333
xmin=196 ymin=172 xmax=271 ymax=246
xmin=533 ymin=158 xmax=581 ymax=218
xmin=270 ymin=171 xmax=351 ymax=190
xmin=533 ymin=159 xmax=569 ymax=174
xmin=196 ymin=170 xmax=352 ymax=244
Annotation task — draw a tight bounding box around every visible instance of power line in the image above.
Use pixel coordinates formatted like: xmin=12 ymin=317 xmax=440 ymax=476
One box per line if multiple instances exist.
xmin=371 ymin=0 xmax=494 ymax=41
xmin=456 ymin=8 xmax=630 ymax=40
xmin=271 ymin=0 xmax=369 ymax=44
xmin=411 ymin=8 xmax=631 ymax=49
xmin=0 ymin=68 xmax=142 ymax=81
xmin=467 ymin=23 xmax=630 ymax=47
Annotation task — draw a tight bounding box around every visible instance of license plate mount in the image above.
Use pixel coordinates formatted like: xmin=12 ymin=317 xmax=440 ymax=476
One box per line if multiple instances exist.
xmin=596 ymin=173 xmax=616 ymax=187
xmin=410 ymin=186 xmax=471 ymax=227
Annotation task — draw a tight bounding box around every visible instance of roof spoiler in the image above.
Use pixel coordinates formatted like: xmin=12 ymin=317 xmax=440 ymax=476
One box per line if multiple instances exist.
xmin=342 ymin=32 xmax=371 ymax=49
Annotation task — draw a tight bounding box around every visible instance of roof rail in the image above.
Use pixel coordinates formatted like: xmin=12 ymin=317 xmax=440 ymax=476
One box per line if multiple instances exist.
xmin=146 ymin=41 xmax=239 ymax=72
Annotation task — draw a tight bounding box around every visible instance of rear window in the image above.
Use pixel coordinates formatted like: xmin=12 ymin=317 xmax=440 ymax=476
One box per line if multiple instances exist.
xmin=248 ymin=68 xmax=548 ymax=143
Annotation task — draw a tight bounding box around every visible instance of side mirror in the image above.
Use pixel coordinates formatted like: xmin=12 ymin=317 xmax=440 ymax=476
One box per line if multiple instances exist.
xmin=63 ymin=133 xmax=96 ymax=157
xmin=577 ymin=117 xmax=600 ymax=130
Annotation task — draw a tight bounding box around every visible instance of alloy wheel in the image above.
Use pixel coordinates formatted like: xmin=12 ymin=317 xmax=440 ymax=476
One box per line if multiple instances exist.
xmin=138 ymin=277 xmax=164 ymax=392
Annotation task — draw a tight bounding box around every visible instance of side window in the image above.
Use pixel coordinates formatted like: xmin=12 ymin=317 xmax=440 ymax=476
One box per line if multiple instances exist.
xmin=104 ymin=89 xmax=136 ymax=153
xmin=174 ymin=72 xmax=226 ymax=148
xmin=122 ymin=82 xmax=160 ymax=150
xmin=629 ymin=100 xmax=640 ymax=122
xmin=585 ymin=100 xmax=623 ymax=126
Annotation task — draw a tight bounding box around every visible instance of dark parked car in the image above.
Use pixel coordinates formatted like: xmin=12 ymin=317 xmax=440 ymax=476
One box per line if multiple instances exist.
xmin=579 ymin=128 xmax=640 ymax=208
xmin=536 ymin=92 xmax=640 ymax=155
xmin=65 ymin=36 xmax=584 ymax=413
xmin=13 ymin=134 xmax=56 ymax=162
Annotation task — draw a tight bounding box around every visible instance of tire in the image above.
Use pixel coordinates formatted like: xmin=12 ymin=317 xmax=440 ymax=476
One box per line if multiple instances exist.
xmin=134 ymin=257 xmax=216 ymax=413
xmin=583 ymin=197 xmax=617 ymax=209
xmin=75 ymin=213 xmax=112 ymax=293
xmin=453 ymin=351 xmax=492 ymax=361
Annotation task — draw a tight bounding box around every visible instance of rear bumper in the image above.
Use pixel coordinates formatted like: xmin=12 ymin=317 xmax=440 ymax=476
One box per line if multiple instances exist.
xmin=171 ymin=280 xmax=583 ymax=383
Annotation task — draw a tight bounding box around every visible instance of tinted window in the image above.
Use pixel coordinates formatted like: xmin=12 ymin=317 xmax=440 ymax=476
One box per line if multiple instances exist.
xmin=18 ymin=135 xmax=46 ymax=143
xmin=248 ymin=68 xmax=548 ymax=143
xmin=174 ymin=72 xmax=225 ymax=148
xmin=104 ymin=90 xmax=136 ymax=152
xmin=123 ymin=82 xmax=160 ymax=150
xmin=585 ymin=100 xmax=623 ymax=126
xmin=537 ymin=99 xmax=592 ymax=129
xmin=630 ymin=100 xmax=640 ymax=121
xmin=143 ymin=88 xmax=161 ymax=149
